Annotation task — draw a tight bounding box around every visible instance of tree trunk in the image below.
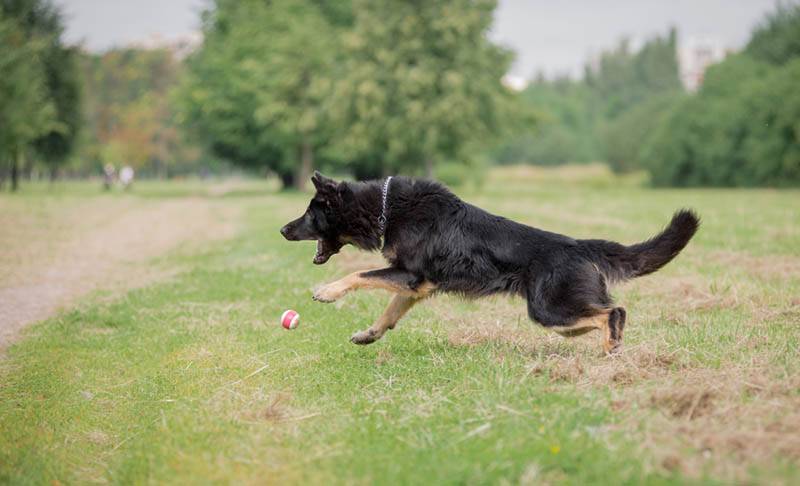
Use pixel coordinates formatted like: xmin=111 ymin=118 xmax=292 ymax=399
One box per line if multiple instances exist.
xmin=424 ymin=157 xmax=435 ymax=179
xmin=11 ymin=147 xmax=22 ymax=192
xmin=23 ymin=156 xmax=34 ymax=180
xmin=294 ymin=138 xmax=313 ymax=191
xmin=279 ymin=171 xmax=295 ymax=189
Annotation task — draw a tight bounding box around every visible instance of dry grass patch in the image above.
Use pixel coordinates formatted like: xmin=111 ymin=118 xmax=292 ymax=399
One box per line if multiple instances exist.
xmin=630 ymin=366 xmax=800 ymax=480
xmin=710 ymin=250 xmax=800 ymax=281
xmin=85 ymin=429 xmax=111 ymax=446
xmin=434 ymin=286 xmax=799 ymax=481
xmin=632 ymin=275 xmax=743 ymax=312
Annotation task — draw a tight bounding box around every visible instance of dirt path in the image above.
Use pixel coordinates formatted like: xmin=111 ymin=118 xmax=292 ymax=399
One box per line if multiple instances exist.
xmin=0 ymin=196 xmax=241 ymax=350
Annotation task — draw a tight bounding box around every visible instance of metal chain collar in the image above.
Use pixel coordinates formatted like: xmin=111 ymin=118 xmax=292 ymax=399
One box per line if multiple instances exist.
xmin=378 ymin=176 xmax=392 ymax=236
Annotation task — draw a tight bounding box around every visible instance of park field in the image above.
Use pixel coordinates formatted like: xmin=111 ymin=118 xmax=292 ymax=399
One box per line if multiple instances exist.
xmin=1 ymin=166 xmax=799 ymax=484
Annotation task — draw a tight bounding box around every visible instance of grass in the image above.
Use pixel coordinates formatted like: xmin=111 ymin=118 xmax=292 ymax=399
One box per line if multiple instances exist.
xmin=1 ymin=166 xmax=799 ymax=484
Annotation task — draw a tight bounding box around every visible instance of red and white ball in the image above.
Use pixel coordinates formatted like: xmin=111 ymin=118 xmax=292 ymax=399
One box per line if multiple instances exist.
xmin=280 ymin=309 xmax=299 ymax=330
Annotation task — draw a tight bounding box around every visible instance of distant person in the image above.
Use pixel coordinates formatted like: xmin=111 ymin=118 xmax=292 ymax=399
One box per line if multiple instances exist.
xmin=120 ymin=166 xmax=135 ymax=190
xmin=103 ymin=164 xmax=116 ymax=191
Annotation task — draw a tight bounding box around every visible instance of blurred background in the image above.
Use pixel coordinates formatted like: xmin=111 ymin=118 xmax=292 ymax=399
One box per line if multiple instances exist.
xmin=2 ymin=4 xmax=800 ymax=482
xmin=1 ymin=0 xmax=798 ymax=191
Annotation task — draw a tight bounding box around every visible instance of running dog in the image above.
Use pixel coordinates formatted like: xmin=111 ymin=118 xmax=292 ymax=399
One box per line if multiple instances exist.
xmin=280 ymin=172 xmax=699 ymax=354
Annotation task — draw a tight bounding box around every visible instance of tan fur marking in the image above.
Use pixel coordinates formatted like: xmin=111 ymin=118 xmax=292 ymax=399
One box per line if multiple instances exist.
xmin=313 ymin=270 xmax=437 ymax=302
xmin=550 ymin=309 xmax=619 ymax=354
xmin=351 ymin=294 xmax=422 ymax=344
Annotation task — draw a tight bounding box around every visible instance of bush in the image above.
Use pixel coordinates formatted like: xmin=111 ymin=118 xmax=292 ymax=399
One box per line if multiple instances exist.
xmin=602 ymin=92 xmax=684 ymax=173
xmin=642 ymin=55 xmax=800 ymax=187
xmin=435 ymin=158 xmax=487 ymax=188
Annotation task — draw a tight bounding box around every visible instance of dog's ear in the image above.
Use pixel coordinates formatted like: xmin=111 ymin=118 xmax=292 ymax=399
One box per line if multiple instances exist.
xmin=311 ymin=171 xmax=336 ymax=193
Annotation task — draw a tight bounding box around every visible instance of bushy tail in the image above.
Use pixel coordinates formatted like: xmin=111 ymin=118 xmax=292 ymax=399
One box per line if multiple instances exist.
xmin=583 ymin=209 xmax=700 ymax=282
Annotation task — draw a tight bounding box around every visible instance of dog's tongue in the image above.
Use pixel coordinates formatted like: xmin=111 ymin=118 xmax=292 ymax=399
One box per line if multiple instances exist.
xmin=313 ymin=239 xmax=341 ymax=265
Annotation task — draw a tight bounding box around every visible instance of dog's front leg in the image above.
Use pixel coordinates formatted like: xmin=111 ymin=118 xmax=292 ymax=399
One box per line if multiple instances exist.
xmin=350 ymin=294 xmax=422 ymax=345
xmin=312 ymin=267 xmax=435 ymax=303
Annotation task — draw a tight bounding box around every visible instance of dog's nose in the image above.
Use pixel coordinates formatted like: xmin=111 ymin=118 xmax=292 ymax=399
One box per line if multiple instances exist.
xmin=280 ymin=225 xmax=291 ymax=239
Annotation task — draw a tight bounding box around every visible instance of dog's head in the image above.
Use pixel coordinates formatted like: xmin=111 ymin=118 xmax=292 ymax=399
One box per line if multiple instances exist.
xmin=280 ymin=171 xmax=347 ymax=265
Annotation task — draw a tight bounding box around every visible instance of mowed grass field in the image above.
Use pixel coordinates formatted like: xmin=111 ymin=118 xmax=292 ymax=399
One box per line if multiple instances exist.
xmin=1 ymin=166 xmax=799 ymax=484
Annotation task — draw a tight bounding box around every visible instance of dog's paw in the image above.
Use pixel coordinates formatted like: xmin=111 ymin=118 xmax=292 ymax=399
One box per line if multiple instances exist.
xmin=350 ymin=329 xmax=379 ymax=345
xmin=604 ymin=341 xmax=623 ymax=356
xmin=312 ymin=283 xmax=346 ymax=303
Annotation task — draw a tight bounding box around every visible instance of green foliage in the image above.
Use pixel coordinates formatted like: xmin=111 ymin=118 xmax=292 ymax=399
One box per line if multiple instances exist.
xmin=643 ymin=55 xmax=800 ymax=186
xmin=434 ymin=158 xmax=487 ymax=188
xmin=180 ymin=0 xmax=521 ymax=184
xmin=496 ymin=78 xmax=598 ymax=165
xmin=180 ymin=0 xmax=344 ymax=188
xmin=0 ymin=12 xmax=55 ymax=166
xmin=332 ymin=0 xmax=518 ymax=178
xmin=746 ymin=2 xmax=800 ymax=65
xmin=1 ymin=0 xmax=82 ymax=173
xmin=33 ymin=44 xmax=81 ymax=169
xmin=495 ymin=30 xmax=682 ymax=168
xmin=588 ymin=29 xmax=681 ymax=119
xmin=79 ymin=48 xmax=208 ymax=177
xmin=636 ymin=3 xmax=800 ymax=187
xmin=603 ymin=92 xmax=684 ymax=173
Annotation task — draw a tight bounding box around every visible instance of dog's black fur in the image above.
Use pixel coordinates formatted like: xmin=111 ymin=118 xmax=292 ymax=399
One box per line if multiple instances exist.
xmin=281 ymin=172 xmax=699 ymax=347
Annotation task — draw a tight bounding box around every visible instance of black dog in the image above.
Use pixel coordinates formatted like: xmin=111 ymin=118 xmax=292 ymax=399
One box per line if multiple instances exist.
xmin=281 ymin=172 xmax=699 ymax=353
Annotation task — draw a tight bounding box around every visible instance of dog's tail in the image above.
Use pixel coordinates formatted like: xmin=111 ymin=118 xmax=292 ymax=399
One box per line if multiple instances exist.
xmin=582 ymin=209 xmax=700 ymax=282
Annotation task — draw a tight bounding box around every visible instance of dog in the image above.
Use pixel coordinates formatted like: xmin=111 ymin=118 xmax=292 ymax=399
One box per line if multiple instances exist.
xmin=280 ymin=171 xmax=699 ymax=354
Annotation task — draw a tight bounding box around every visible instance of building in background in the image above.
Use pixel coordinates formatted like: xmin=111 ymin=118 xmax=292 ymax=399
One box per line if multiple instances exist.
xmin=678 ymin=36 xmax=730 ymax=91
xmin=133 ymin=32 xmax=201 ymax=59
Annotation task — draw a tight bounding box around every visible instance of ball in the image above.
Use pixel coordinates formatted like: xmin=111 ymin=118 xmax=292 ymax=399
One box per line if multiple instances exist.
xmin=281 ymin=309 xmax=299 ymax=330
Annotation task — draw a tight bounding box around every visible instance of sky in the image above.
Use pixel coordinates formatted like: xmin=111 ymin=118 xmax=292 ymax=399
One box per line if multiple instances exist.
xmin=54 ymin=0 xmax=779 ymax=79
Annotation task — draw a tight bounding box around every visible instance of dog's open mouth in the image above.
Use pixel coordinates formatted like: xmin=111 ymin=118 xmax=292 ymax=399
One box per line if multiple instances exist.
xmin=313 ymin=239 xmax=343 ymax=265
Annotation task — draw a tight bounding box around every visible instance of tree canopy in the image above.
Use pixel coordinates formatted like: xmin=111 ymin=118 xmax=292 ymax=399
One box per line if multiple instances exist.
xmin=640 ymin=4 xmax=800 ymax=187
xmin=642 ymin=54 xmax=800 ymax=186
xmin=180 ymin=0 xmax=521 ymax=187
xmin=494 ymin=29 xmax=682 ymax=169
xmin=330 ymin=0 xmax=518 ymax=179
xmin=80 ymin=48 xmax=209 ymax=177
xmin=1 ymin=0 xmax=81 ymax=181
xmin=0 ymin=8 xmax=55 ymax=189
xmin=180 ymin=0 xmax=344 ymax=189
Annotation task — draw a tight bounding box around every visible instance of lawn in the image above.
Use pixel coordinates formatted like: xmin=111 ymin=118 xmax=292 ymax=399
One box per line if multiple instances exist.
xmin=1 ymin=166 xmax=798 ymax=484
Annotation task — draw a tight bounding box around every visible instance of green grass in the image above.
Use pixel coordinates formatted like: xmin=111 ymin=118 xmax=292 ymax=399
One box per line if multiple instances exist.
xmin=1 ymin=168 xmax=799 ymax=484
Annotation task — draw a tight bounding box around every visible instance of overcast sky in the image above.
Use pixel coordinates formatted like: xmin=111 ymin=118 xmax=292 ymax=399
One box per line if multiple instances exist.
xmin=54 ymin=0 xmax=779 ymax=79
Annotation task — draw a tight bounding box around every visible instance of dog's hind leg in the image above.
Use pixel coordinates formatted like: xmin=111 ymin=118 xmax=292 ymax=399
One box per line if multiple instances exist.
xmin=527 ymin=264 xmax=626 ymax=355
xmin=547 ymin=309 xmax=625 ymax=354
xmin=313 ymin=267 xmax=436 ymax=303
xmin=350 ymin=294 xmax=422 ymax=345
xmin=605 ymin=307 xmax=626 ymax=354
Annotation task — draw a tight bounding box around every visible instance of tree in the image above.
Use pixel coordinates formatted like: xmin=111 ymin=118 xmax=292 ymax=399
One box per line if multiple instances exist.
xmin=641 ymin=54 xmax=800 ymax=187
xmin=496 ymin=77 xmax=598 ymax=165
xmin=587 ymin=29 xmax=681 ymax=121
xmin=180 ymin=0 xmax=344 ymax=189
xmin=331 ymin=0 xmax=518 ymax=178
xmin=602 ymin=92 xmax=683 ymax=173
xmin=0 ymin=12 xmax=55 ymax=191
xmin=492 ymin=29 xmax=682 ymax=168
xmin=80 ymin=48 xmax=195 ymax=177
xmin=746 ymin=2 xmax=800 ymax=65
xmin=1 ymin=0 xmax=81 ymax=182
